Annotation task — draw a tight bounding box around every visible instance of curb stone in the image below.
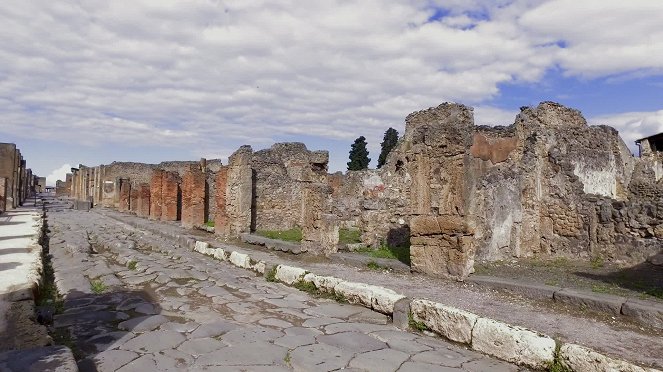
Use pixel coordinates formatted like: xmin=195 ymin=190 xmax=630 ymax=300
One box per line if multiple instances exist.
xmin=410 ymin=299 xmax=478 ymax=344
xmin=99 ymin=209 xmax=660 ymax=372
xmin=469 ymin=275 xmax=662 ymax=329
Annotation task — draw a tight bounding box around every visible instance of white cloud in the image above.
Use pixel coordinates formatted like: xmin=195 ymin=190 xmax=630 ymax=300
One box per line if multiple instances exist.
xmin=0 ymin=0 xmax=660 ymax=170
xmin=45 ymin=163 xmax=72 ymax=187
xmin=589 ymin=110 xmax=663 ymax=155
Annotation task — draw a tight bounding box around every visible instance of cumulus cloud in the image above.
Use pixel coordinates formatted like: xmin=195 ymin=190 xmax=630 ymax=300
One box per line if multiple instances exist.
xmin=0 ymin=0 xmax=660 ymax=167
xmin=45 ymin=163 xmax=72 ymax=187
xmin=589 ymin=110 xmax=663 ymax=155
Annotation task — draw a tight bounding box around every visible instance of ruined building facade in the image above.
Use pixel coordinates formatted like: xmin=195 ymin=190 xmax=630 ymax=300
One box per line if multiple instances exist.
xmin=62 ymin=102 xmax=663 ymax=280
xmin=0 ymin=142 xmax=39 ymax=212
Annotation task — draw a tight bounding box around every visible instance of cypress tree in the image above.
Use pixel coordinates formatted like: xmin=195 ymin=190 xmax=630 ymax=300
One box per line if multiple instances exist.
xmin=377 ymin=127 xmax=399 ymax=168
xmin=347 ymin=136 xmax=370 ymax=171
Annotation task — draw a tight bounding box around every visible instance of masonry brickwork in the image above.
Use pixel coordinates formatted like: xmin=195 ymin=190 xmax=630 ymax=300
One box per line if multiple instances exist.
xmin=61 ymin=101 xmax=663 ymax=277
xmin=0 ymin=143 xmax=38 ymax=211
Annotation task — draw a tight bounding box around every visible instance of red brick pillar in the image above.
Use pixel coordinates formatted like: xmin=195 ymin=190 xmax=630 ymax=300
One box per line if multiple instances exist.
xmin=214 ymin=167 xmax=228 ymax=234
xmin=149 ymin=170 xmax=163 ymax=220
xmin=181 ymin=165 xmax=206 ymax=228
xmin=137 ymin=183 xmax=151 ymax=217
xmin=161 ymin=171 xmax=179 ymax=221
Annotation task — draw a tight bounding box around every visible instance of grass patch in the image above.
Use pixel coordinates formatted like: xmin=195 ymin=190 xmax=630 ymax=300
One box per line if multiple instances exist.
xmin=90 ymin=279 xmax=107 ymax=294
xmin=408 ymin=312 xmax=430 ymax=332
xmin=284 ymin=351 xmax=291 ymax=367
xmin=645 ymin=287 xmax=663 ymax=300
xmin=547 ymin=341 xmax=572 ymax=372
xmin=356 ymin=243 xmax=411 ymax=266
xmin=256 ymin=227 xmax=303 ymax=243
xmin=366 ymin=261 xmax=384 ymax=271
xmin=127 ymin=260 xmax=137 ymax=270
xmin=338 ymin=228 xmax=362 ymax=244
xmin=292 ymin=280 xmax=347 ymax=303
xmin=205 ymin=221 xmax=215 ymax=228
xmin=264 ymin=266 xmax=278 ymax=282
xmin=590 ymin=256 xmax=605 ymax=269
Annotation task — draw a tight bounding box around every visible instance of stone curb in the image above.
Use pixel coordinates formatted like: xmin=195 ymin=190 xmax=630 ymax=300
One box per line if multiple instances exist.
xmin=99 ymin=211 xmax=659 ymax=371
xmin=468 ymin=275 xmax=663 ymax=330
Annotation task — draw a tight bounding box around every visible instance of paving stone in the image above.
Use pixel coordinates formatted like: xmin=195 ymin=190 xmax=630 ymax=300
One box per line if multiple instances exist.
xmin=194 ymin=341 xmax=287 ymax=366
xmin=160 ymin=321 xmax=200 ymax=333
xmin=462 ymin=358 xmax=521 ymax=372
xmin=54 ymin=310 xmax=129 ymax=327
xmin=0 ymin=346 xmax=77 ymax=372
xmin=397 ymin=361 xmax=460 ymax=371
xmin=317 ymin=331 xmax=388 ymax=353
xmin=221 ymin=326 xmax=285 ymax=345
xmin=304 ymin=303 xmax=363 ymax=318
xmin=411 ymin=349 xmax=473 ymax=368
xmin=80 ymin=349 xmax=139 ymax=372
xmin=118 ymin=315 xmax=169 ymax=332
xmin=177 ymin=337 xmax=226 ymax=355
xmin=199 ymin=286 xmax=230 ymax=297
xmin=349 ymin=348 xmax=411 ymax=372
xmin=188 ymin=320 xmax=239 ymax=338
xmin=258 ymin=318 xmax=293 ymax=329
xmin=348 ymin=307 xmax=391 ymax=324
xmin=119 ymin=330 xmax=187 ymax=353
xmin=84 ymin=331 xmax=136 ymax=352
xmin=324 ymin=322 xmax=396 ymax=334
xmin=290 ymin=343 xmax=354 ymax=371
xmin=134 ymin=303 xmax=158 ymax=314
xmin=301 ymin=316 xmax=343 ymax=328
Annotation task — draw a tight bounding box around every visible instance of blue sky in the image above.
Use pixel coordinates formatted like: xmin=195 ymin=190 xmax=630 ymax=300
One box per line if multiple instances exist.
xmin=0 ymin=0 xmax=661 ymax=185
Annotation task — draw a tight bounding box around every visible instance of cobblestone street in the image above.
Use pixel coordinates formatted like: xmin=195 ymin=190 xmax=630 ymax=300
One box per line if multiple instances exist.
xmin=46 ymin=198 xmax=524 ymax=372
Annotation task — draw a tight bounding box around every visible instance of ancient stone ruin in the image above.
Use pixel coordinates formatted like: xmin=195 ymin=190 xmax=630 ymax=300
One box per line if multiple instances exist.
xmin=63 ymin=102 xmax=663 ymax=280
xmin=0 ymin=142 xmax=40 ymax=213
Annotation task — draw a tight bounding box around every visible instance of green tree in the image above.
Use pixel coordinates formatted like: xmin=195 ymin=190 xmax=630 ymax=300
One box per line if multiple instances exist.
xmin=377 ymin=127 xmax=399 ymax=168
xmin=347 ymin=136 xmax=371 ymax=171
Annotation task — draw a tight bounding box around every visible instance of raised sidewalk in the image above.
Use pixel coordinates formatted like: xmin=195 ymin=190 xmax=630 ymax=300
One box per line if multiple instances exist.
xmin=99 ymin=207 xmax=662 ymax=371
xmin=0 ymin=199 xmax=78 ymax=371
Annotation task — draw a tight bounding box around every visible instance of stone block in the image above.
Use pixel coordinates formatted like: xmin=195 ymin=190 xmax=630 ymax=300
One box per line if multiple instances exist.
xmin=370 ymin=286 xmax=406 ymax=315
xmin=118 ymin=180 xmax=131 ymax=212
xmin=553 ymin=289 xmax=626 ymax=315
xmin=467 ymin=276 xmax=558 ymax=300
xmin=559 ymin=343 xmax=651 ymax=372
xmin=229 ymin=251 xmax=251 ymax=269
xmin=194 ymin=241 xmax=209 ymax=254
xmin=410 ymin=299 xmax=478 ymax=344
xmin=471 ymin=317 xmax=555 ymax=369
xmin=310 ymin=275 xmax=343 ymax=293
xmin=275 ymin=264 xmax=307 ymax=285
xmin=212 ymin=248 xmax=227 ymax=261
xmin=334 ymin=281 xmax=373 ymax=308
xmin=621 ymin=298 xmax=663 ymax=329
xmin=392 ymin=297 xmax=411 ymax=330
xmin=410 ymin=215 xmax=440 ymax=236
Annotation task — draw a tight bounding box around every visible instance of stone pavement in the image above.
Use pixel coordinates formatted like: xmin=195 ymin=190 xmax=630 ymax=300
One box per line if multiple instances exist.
xmin=45 ymin=197 xmax=526 ymax=371
xmin=96 ymin=208 xmax=663 ymax=369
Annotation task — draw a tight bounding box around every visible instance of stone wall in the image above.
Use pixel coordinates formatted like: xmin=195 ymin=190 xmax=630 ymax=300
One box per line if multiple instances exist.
xmin=251 ymin=142 xmax=329 ymax=231
xmin=0 ymin=142 xmax=35 ymax=209
xmin=0 ymin=177 xmax=6 ymax=213
xmin=330 ymin=102 xmax=661 ymax=279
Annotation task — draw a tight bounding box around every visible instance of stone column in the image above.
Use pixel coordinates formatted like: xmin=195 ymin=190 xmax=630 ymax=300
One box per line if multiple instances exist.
xmin=181 ymin=165 xmax=206 ymax=228
xmin=300 ymin=183 xmax=338 ymax=255
xmin=161 ymin=171 xmax=179 ymax=221
xmin=225 ymin=146 xmax=253 ymax=236
xmin=410 ymin=215 xmax=475 ymax=280
xmin=214 ymin=167 xmax=229 ymax=234
xmin=149 ymin=169 xmax=163 ymax=220
xmin=136 ymin=183 xmax=151 ymax=217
